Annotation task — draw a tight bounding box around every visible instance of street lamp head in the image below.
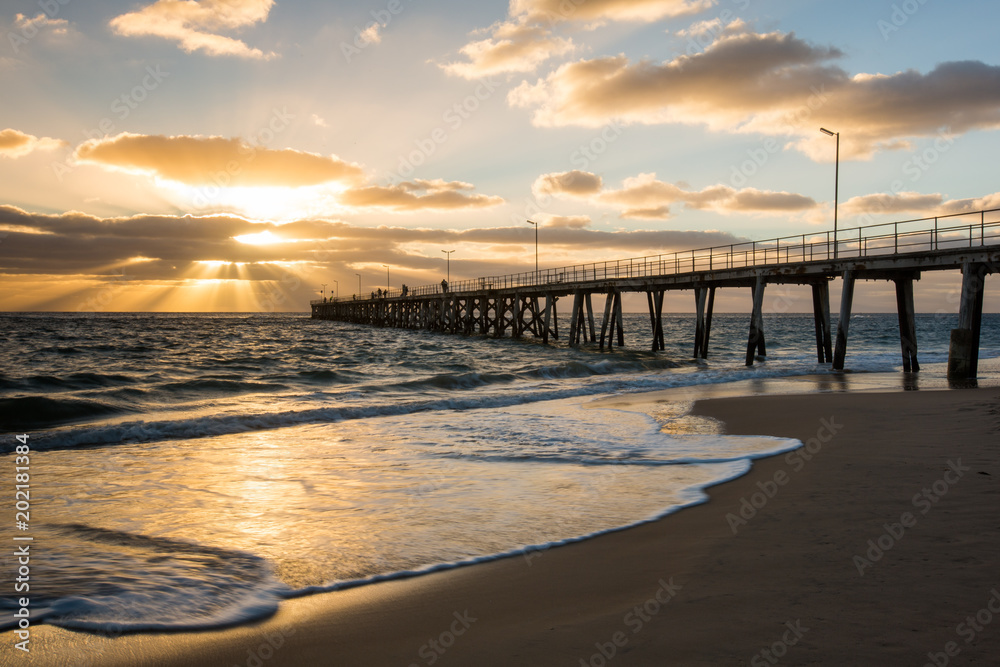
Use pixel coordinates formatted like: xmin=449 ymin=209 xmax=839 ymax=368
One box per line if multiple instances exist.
xmin=820 ymin=127 xmax=836 ymax=136
xmin=526 ymin=219 xmax=537 ymax=226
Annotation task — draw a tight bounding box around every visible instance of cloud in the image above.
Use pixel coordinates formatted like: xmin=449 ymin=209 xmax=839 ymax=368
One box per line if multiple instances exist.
xmin=109 ymin=0 xmax=275 ymax=59
xmin=842 ymin=191 xmax=1000 ymax=218
xmin=11 ymin=12 xmax=70 ymax=36
xmin=543 ymin=215 xmax=591 ymax=229
xmin=74 ymin=133 xmax=365 ymax=187
xmin=535 ymin=170 xmax=818 ymax=219
xmin=359 ymin=23 xmax=382 ymax=46
xmin=339 ymin=179 xmax=504 ymax=211
xmin=0 ymin=204 xmax=742 ymax=280
xmin=442 ymin=20 xmax=575 ymax=79
xmin=508 ymin=23 xmax=1000 ymax=159
xmin=0 ymin=128 xmax=67 ymax=158
xmin=532 ymin=169 xmax=603 ymax=197
xmin=512 ymin=0 xmax=714 ymax=25
xmin=442 ymin=0 xmax=709 ymax=79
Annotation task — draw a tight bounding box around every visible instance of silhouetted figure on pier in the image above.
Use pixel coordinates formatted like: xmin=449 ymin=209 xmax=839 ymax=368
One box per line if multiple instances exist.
xmin=441 ymin=279 xmax=448 ymax=293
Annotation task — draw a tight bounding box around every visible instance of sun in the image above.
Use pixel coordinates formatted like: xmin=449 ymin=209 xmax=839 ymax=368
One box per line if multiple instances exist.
xmin=160 ymin=181 xmax=348 ymax=222
xmin=234 ymin=230 xmax=282 ymax=245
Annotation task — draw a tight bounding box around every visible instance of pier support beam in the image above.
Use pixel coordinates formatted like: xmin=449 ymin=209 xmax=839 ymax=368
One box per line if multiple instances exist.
xmin=600 ymin=289 xmax=625 ymax=350
xmin=585 ymin=293 xmax=597 ymax=343
xmin=745 ymin=277 xmax=767 ymax=366
xmin=833 ymin=270 xmax=856 ymax=371
xmin=569 ymin=291 xmax=583 ymax=347
xmin=948 ymin=262 xmax=988 ymax=379
xmin=894 ymin=275 xmax=919 ymax=372
xmin=646 ymin=290 xmax=665 ymax=352
xmin=811 ymin=281 xmax=834 ymax=363
xmin=693 ymin=286 xmax=715 ymax=359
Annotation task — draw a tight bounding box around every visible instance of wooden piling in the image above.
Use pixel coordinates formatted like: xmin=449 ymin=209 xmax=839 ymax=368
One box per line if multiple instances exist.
xmin=745 ymin=276 xmax=767 ymax=366
xmin=703 ymin=286 xmax=715 ymax=359
xmin=894 ymin=276 xmax=919 ymax=372
xmin=833 ymin=270 xmax=855 ymax=371
xmin=810 ymin=281 xmax=833 ymax=363
xmin=948 ymin=263 xmax=988 ymax=379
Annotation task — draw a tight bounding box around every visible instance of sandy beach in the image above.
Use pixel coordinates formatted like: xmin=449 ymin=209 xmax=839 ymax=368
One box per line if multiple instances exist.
xmin=10 ymin=387 xmax=1000 ymax=666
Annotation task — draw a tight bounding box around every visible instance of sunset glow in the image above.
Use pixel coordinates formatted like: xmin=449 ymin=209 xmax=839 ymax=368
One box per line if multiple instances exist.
xmin=2 ymin=1 xmax=999 ymax=311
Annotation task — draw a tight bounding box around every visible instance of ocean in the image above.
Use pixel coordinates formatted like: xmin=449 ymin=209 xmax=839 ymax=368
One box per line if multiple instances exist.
xmin=1 ymin=311 xmax=998 ymax=633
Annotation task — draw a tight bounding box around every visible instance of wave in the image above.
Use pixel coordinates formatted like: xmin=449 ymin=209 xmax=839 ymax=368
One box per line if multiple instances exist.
xmin=0 ymin=523 xmax=288 ymax=633
xmin=0 ymin=372 xmax=140 ymax=393
xmin=12 ymin=360 xmax=842 ymax=452
xmin=157 ymin=379 xmax=291 ymax=394
xmin=0 ymin=396 xmax=131 ymax=431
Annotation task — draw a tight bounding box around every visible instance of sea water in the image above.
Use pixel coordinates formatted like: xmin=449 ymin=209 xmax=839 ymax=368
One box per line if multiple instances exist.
xmin=1 ymin=312 xmax=997 ymax=632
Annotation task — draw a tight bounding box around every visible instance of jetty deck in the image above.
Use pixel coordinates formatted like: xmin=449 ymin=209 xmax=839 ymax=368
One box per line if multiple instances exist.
xmin=312 ymin=209 xmax=1000 ymax=379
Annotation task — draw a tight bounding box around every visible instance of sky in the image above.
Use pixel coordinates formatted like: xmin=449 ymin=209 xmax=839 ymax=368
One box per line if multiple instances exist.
xmin=1 ymin=0 xmax=999 ymax=312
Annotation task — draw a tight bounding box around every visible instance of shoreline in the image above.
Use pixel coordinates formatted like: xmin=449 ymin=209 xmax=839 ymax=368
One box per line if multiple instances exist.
xmin=7 ymin=386 xmax=1000 ymax=665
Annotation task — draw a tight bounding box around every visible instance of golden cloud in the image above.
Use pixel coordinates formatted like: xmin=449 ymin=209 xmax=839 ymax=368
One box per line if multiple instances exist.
xmin=508 ymin=24 xmax=1000 ymax=159
xmin=511 ymin=0 xmax=714 ymax=24
xmin=535 ymin=170 xmax=817 ymax=219
xmin=443 ymin=0 xmax=708 ymax=79
xmin=843 ymin=192 xmax=1000 ymax=218
xmin=442 ymin=20 xmax=575 ymax=79
xmin=0 ymin=128 xmax=67 ymax=158
xmin=74 ymin=133 xmax=366 ymax=188
xmin=339 ymin=179 xmax=504 ymax=211
xmin=109 ymin=0 xmax=275 ymax=59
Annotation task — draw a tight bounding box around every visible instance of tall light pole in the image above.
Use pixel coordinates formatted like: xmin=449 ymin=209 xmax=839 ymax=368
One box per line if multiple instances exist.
xmin=526 ymin=219 xmax=538 ymax=281
xmin=321 ymin=283 xmax=327 ymax=301
xmin=356 ymin=273 xmax=361 ymax=297
xmin=820 ymin=128 xmax=839 ymax=259
xmin=333 ymin=280 xmax=338 ymax=300
xmin=442 ymin=249 xmax=454 ymax=283
xmin=383 ymin=264 xmax=389 ymax=293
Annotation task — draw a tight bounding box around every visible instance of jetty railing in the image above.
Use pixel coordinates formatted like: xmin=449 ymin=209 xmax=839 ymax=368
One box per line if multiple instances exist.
xmin=313 ymin=208 xmax=1000 ymax=304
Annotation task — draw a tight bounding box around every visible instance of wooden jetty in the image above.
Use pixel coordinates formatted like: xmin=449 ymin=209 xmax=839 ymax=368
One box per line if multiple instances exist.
xmin=313 ymin=209 xmax=1000 ymax=379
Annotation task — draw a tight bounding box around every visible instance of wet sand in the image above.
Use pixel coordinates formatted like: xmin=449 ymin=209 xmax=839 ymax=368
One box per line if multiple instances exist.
xmin=10 ymin=387 xmax=1000 ymax=666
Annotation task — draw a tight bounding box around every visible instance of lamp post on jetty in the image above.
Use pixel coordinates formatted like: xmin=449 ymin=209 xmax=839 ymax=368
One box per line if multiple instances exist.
xmin=383 ymin=264 xmax=389 ymax=294
xmin=820 ymin=127 xmax=840 ymax=259
xmin=356 ymin=273 xmax=361 ymax=297
xmin=442 ymin=249 xmax=454 ymax=284
xmin=321 ymin=283 xmax=327 ymax=301
xmin=526 ymin=220 xmax=538 ymax=282
xmin=333 ymin=280 xmax=338 ymax=300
